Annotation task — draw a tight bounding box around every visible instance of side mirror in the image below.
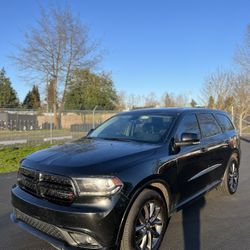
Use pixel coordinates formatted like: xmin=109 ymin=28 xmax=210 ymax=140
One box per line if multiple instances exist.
xmin=175 ymin=132 xmax=200 ymax=147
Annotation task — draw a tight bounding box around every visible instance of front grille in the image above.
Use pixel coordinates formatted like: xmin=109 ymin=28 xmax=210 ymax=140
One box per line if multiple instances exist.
xmin=15 ymin=209 xmax=64 ymax=241
xmin=17 ymin=167 xmax=76 ymax=204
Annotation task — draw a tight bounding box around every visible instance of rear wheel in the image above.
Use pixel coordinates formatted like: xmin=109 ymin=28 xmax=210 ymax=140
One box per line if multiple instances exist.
xmin=219 ymin=154 xmax=239 ymax=195
xmin=120 ymin=189 xmax=168 ymax=250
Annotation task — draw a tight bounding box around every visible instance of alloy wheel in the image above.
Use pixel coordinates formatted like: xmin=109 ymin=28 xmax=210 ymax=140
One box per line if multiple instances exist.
xmin=228 ymin=161 xmax=239 ymax=193
xmin=134 ymin=200 xmax=164 ymax=250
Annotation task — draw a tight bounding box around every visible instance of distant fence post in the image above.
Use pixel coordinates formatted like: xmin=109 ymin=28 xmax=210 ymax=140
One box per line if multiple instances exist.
xmin=231 ymin=106 xmax=234 ymax=123
xmin=92 ymin=106 xmax=98 ymax=129
xmin=239 ymin=113 xmax=242 ymax=136
xmin=50 ymin=110 xmax=53 ymax=144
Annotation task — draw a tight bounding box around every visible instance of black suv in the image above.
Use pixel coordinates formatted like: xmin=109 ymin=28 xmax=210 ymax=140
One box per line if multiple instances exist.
xmin=11 ymin=108 xmax=240 ymax=250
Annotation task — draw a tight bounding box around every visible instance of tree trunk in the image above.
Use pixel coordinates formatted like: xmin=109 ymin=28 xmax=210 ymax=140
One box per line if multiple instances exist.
xmin=53 ymin=77 xmax=59 ymax=129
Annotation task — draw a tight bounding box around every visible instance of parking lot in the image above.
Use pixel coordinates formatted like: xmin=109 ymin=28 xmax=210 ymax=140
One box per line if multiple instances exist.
xmin=0 ymin=139 xmax=249 ymax=250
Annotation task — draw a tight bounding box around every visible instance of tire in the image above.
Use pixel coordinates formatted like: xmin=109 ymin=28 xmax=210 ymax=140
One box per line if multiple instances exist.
xmin=218 ymin=154 xmax=239 ymax=195
xmin=120 ymin=189 xmax=168 ymax=250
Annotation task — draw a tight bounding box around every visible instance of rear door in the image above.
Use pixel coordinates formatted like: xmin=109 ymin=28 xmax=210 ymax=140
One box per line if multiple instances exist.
xmin=214 ymin=113 xmax=239 ymax=177
xmin=197 ymin=113 xmax=227 ymax=184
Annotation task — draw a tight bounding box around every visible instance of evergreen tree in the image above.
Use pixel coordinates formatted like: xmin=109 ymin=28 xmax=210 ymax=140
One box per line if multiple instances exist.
xmin=23 ymin=85 xmax=41 ymax=109
xmin=0 ymin=68 xmax=19 ymax=108
xmin=163 ymin=93 xmax=175 ymax=107
xmin=222 ymin=96 xmax=234 ymax=113
xmin=190 ymin=99 xmax=197 ymax=107
xmin=32 ymin=85 xmax=41 ymax=108
xmin=208 ymin=96 xmax=215 ymax=109
xmin=23 ymin=91 xmax=32 ymax=109
xmin=65 ymin=69 xmax=118 ymax=110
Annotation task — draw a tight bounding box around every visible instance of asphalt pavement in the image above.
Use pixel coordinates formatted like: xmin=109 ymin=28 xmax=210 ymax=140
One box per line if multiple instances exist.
xmin=0 ymin=140 xmax=249 ymax=250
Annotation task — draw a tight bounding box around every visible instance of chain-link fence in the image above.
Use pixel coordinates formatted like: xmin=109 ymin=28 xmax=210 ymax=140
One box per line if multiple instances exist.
xmin=0 ymin=108 xmax=249 ymax=146
xmin=238 ymin=115 xmax=250 ymax=136
xmin=0 ymin=109 xmax=118 ymax=146
xmin=229 ymin=106 xmax=249 ymax=136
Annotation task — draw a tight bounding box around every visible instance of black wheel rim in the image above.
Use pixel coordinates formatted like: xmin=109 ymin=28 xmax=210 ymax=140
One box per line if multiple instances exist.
xmin=228 ymin=161 xmax=239 ymax=193
xmin=134 ymin=199 xmax=164 ymax=250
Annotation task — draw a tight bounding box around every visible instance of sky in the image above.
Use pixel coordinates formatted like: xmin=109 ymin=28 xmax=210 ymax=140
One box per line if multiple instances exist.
xmin=0 ymin=0 xmax=250 ymax=104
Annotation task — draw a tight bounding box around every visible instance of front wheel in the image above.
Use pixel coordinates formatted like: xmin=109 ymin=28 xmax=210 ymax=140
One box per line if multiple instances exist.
xmin=120 ymin=189 xmax=168 ymax=250
xmin=219 ymin=154 xmax=239 ymax=195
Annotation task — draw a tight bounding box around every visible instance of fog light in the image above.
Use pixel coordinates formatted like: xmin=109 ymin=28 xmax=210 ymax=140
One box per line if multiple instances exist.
xmin=70 ymin=232 xmax=101 ymax=249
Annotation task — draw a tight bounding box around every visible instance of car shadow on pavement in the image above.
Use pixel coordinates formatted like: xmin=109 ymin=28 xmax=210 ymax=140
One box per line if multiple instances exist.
xmin=182 ymin=197 xmax=206 ymax=250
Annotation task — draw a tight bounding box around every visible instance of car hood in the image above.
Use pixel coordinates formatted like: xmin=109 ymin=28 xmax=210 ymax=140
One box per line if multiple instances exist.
xmin=22 ymin=138 xmax=162 ymax=176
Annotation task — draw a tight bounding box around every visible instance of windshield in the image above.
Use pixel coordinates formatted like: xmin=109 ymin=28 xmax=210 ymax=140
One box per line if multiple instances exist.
xmin=88 ymin=114 xmax=175 ymax=143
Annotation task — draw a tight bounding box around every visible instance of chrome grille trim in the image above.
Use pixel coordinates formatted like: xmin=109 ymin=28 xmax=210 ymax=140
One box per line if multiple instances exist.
xmin=17 ymin=167 xmax=76 ymax=204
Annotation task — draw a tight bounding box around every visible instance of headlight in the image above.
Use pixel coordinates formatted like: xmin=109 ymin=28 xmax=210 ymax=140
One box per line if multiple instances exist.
xmin=74 ymin=177 xmax=123 ymax=196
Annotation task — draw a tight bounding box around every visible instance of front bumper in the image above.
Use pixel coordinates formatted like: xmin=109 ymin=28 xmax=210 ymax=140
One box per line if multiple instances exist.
xmin=11 ymin=186 xmax=127 ymax=249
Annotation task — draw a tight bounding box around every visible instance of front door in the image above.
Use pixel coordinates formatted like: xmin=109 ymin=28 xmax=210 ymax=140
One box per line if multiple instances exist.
xmin=174 ymin=113 xmax=206 ymax=205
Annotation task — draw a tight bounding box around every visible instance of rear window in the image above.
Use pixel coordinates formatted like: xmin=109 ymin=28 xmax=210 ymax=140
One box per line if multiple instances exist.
xmin=215 ymin=114 xmax=234 ymax=131
xmin=197 ymin=113 xmax=221 ymax=138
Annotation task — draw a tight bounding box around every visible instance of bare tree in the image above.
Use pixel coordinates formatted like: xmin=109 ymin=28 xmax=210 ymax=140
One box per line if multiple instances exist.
xmin=234 ymin=25 xmax=250 ymax=75
xmin=233 ymin=25 xmax=250 ymax=131
xmin=116 ymin=90 xmax=127 ymax=111
xmin=201 ymin=68 xmax=234 ymax=109
xmin=201 ymin=68 xmax=250 ymax=131
xmin=126 ymin=94 xmax=138 ymax=110
xmin=161 ymin=92 xmax=189 ymax=107
xmin=145 ymin=92 xmax=159 ymax=107
xmin=175 ymin=94 xmax=189 ymax=107
xmin=233 ymin=74 xmax=250 ymax=130
xmin=12 ymin=5 xmax=101 ymax=127
xmin=203 ymin=25 xmax=250 ymax=132
xmin=125 ymin=93 xmax=146 ymax=110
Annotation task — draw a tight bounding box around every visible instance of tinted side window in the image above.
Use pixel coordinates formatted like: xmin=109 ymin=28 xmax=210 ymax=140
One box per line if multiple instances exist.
xmin=215 ymin=114 xmax=234 ymax=131
xmin=176 ymin=114 xmax=200 ymax=140
xmin=198 ymin=113 xmax=221 ymax=138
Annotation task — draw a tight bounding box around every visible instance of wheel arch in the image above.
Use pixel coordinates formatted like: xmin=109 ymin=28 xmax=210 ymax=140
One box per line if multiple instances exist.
xmin=115 ymin=176 xmax=172 ymax=247
xmin=221 ymin=149 xmax=240 ymax=183
xmin=229 ymin=149 xmax=241 ymax=167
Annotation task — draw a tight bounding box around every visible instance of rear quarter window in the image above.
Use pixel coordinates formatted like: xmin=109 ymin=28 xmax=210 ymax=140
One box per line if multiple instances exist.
xmin=215 ymin=114 xmax=234 ymax=131
xmin=197 ymin=113 xmax=222 ymax=138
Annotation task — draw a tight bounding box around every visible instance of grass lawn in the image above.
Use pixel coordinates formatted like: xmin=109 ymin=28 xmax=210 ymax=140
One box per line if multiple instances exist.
xmin=0 ymin=144 xmax=53 ymax=173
